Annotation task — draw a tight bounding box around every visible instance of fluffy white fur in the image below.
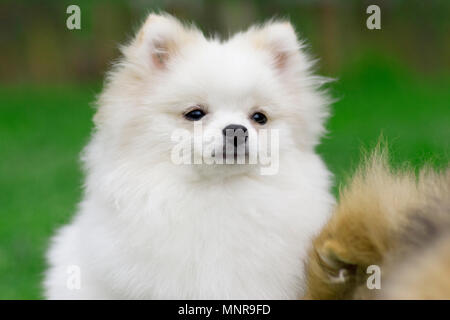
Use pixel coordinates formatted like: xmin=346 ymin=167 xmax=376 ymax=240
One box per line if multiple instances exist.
xmin=44 ymin=13 xmax=334 ymax=299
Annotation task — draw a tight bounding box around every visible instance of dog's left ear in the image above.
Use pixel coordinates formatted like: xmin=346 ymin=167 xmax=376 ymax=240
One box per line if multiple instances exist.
xmin=248 ymin=21 xmax=302 ymax=72
xmin=132 ymin=13 xmax=202 ymax=70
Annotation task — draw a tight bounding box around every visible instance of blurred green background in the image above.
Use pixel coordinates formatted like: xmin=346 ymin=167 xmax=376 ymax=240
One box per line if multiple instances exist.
xmin=0 ymin=0 xmax=449 ymax=299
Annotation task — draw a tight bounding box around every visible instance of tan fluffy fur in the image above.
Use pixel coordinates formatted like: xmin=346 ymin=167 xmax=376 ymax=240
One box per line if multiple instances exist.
xmin=304 ymin=148 xmax=450 ymax=299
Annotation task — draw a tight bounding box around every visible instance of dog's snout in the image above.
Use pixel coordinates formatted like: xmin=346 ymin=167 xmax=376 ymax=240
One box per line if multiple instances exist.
xmin=222 ymin=124 xmax=248 ymax=147
xmin=222 ymin=124 xmax=248 ymax=136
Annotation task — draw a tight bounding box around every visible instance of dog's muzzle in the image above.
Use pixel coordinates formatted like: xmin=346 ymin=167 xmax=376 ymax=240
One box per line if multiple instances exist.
xmin=222 ymin=124 xmax=248 ymax=159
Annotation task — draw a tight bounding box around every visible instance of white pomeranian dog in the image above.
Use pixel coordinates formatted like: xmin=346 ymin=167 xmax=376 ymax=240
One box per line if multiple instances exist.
xmin=44 ymin=13 xmax=334 ymax=299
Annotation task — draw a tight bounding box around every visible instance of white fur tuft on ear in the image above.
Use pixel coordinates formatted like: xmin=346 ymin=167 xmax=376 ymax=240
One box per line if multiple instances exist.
xmin=134 ymin=13 xmax=201 ymax=69
xmin=244 ymin=21 xmax=302 ymax=71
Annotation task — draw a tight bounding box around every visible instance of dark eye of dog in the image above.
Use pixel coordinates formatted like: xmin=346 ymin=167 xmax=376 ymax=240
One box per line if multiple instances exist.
xmin=184 ymin=108 xmax=206 ymax=121
xmin=251 ymin=112 xmax=267 ymax=125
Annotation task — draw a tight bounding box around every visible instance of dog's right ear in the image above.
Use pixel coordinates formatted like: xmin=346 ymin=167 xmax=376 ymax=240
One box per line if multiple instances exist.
xmin=133 ymin=13 xmax=201 ymax=70
xmin=317 ymin=240 xmax=358 ymax=284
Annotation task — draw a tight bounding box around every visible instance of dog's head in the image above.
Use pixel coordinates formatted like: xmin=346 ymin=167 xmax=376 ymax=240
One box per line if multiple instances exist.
xmin=94 ymin=13 xmax=330 ymax=178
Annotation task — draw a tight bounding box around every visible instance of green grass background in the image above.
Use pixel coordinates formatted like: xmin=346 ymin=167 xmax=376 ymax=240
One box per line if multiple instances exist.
xmin=0 ymin=57 xmax=449 ymax=299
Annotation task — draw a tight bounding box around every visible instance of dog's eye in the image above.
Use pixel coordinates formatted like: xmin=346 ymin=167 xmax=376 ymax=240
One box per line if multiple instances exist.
xmin=184 ymin=108 xmax=206 ymax=121
xmin=251 ymin=112 xmax=267 ymax=125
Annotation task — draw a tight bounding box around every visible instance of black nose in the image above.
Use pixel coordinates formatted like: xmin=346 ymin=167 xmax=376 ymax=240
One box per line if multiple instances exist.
xmin=222 ymin=124 xmax=248 ymax=147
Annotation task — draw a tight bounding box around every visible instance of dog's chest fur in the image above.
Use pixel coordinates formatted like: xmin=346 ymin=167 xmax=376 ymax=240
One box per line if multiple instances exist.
xmin=71 ymin=157 xmax=332 ymax=299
